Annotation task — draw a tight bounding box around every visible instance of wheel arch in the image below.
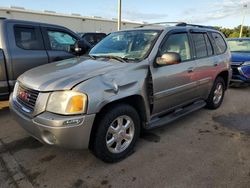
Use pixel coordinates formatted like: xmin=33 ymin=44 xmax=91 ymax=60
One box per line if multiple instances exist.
xmin=88 ymin=95 xmax=147 ymax=149
xmin=216 ymin=70 xmax=229 ymax=89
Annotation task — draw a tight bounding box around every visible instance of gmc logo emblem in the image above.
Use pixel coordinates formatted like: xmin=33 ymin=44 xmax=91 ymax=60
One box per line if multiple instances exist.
xmin=18 ymin=91 xmax=30 ymax=101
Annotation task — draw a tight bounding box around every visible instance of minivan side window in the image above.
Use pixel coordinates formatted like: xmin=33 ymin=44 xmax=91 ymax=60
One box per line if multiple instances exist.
xmin=14 ymin=27 xmax=44 ymax=50
xmin=47 ymin=31 xmax=76 ymax=52
xmin=160 ymin=33 xmax=191 ymax=61
xmin=211 ymin=32 xmax=227 ymax=54
xmin=192 ymin=33 xmax=213 ymax=58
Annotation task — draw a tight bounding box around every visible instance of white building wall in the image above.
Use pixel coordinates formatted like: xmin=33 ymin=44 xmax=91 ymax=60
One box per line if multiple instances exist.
xmin=0 ymin=7 xmax=143 ymax=33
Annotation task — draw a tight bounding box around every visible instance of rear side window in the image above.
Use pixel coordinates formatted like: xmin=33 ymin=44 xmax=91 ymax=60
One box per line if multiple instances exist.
xmin=83 ymin=34 xmax=106 ymax=46
xmin=83 ymin=34 xmax=95 ymax=46
xmin=211 ymin=32 xmax=227 ymax=54
xmin=14 ymin=27 xmax=44 ymax=50
xmin=192 ymin=33 xmax=214 ymax=58
xmin=192 ymin=33 xmax=207 ymax=58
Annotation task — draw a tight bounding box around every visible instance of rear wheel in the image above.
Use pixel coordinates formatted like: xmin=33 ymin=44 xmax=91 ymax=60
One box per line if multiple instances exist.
xmin=206 ymin=77 xmax=225 ymax=109
xmin=92 ymin=104 xmax=140 ymax=163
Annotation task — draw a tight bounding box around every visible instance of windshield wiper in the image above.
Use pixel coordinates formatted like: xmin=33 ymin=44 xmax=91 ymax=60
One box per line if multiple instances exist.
xmin=86 ymin=54 xmax=96 ymax=60
xmin=92 ymin=55 xmax=127 ymax=63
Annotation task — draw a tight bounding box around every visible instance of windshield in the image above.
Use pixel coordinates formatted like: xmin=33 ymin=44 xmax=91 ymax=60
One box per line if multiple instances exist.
xmin=89 ymin=30 xmax=160 ymax=61
xmin=228 ymin=40 xmax=250 ymax=52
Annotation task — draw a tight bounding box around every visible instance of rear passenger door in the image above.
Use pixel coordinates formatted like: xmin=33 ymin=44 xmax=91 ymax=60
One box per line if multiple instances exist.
xmin=8 ymin=23 xmax=48 ymax=86
xmin=190 ymin=31 xmax=215 ymax=99
xmin=42 ymin=28 xmax=78 ymax=62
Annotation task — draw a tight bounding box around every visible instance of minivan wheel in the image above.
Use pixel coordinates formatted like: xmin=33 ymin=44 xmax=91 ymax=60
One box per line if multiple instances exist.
xmin=206 ymin=77 xmax=225 ymax=109
xmin=92 ymin=104 xmax=140 ymax=163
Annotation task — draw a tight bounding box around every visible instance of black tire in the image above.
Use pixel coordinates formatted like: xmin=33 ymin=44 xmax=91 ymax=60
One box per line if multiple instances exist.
xmin=92 ymin=104 xmax=141 ymax=163
xmin=206 ymin=77 xmax=225 ymax=109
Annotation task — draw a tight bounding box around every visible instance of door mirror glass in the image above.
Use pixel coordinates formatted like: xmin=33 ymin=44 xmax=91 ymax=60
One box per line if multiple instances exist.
xmin=156 ymin=52 xmax=181 ymax=66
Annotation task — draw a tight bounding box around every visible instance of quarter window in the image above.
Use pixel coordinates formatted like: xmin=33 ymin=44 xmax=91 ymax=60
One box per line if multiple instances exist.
xmin=47 ymin=31 xmax=76 ymax=52
xmin=204 ymin=34 xmax=213 ymax=56
xmin=14 ymin=27 xmax=44 ymax=50
xmin=211 ymin=32 xmax=227 ymax=54
xmin=160 ymin=33 xmax=191 ymax=61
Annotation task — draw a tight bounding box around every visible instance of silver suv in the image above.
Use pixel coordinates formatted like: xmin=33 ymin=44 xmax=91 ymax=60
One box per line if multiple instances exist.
xmin=10 ymin=23 xmax=232 ymax=162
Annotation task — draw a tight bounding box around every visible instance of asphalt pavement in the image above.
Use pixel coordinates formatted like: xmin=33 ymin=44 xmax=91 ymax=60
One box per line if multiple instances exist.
xmin=1 ymin=87 xmax=250 ymax=188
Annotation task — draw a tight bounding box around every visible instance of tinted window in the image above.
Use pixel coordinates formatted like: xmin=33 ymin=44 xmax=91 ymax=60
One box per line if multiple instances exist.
xmin=14 ymin=27 xmax=44 ymax=50
xmin=211 ymin=32 xmax=227 ymax=54
xmin=204 ymin=34 xmax=213 ymax=56
xmin=83 ymin=34 xmax=95 ymax=46
xmin=192 ymin=33 xmax=207 ymax=58
xmin=160 ymin=33 xmax=191 ymax=61
xmin=83 ymin=34 xmax=106 ymax=46
xmin=96 ymin=34 xmax=106 ymax=43
xmin=47 ymin=31 xmax=76 ymax=52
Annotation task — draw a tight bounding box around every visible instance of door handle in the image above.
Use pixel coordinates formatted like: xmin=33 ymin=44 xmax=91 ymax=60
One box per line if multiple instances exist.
xmin=214 ymin=62 xmax=219 ymax=67
xmin=187 ymin=67 xmax=194 ymax=73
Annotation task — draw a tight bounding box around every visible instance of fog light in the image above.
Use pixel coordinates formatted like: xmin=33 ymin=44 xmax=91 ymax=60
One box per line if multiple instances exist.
xmin=42 ymin=131 xmax=57 ymax=145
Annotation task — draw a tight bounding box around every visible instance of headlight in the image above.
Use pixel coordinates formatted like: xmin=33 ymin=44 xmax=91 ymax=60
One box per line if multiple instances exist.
xmin=242 ymin=61 xmax=250 ymax=66
xmin=13 ymin=82 xmax=19 ymax=99
xmin=47 ymin=91 xmax=87 ymax=115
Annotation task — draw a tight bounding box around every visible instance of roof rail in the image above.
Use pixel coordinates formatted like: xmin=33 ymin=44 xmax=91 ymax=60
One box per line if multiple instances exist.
xmin=176 ymin=23 xmax=216 ymax=30
xmin=135 ymin=22 xmax=215 ymax=30
xmin=135 ymin=22 xmax=185 ymax=28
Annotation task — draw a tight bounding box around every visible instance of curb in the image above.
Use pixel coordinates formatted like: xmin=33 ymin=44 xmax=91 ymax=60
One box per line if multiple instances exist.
xmin=0 ymin=140 xmax=33 ymax=188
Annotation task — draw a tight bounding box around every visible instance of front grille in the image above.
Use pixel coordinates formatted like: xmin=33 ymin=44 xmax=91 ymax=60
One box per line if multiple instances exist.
xmin=16 ymin=84 xmax=39 ymax=112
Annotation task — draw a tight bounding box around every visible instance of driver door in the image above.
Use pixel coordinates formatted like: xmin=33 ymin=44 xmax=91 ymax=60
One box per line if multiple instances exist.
xmin=151 ymin=31 xmax=199 ymax=116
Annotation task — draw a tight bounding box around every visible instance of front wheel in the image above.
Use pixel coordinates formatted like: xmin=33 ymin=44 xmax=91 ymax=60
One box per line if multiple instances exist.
xmin=92 ymin=104 xmax=141 ymax=163
xmin=206 ymin=77 xmax=225 ymax=109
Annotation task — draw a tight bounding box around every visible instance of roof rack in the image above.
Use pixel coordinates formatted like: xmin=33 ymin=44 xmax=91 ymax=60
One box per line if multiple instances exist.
xmin=135 ymin=22 xmax=185 ymax=28
xmin=136 ymin=22 xmax=216 ymax=30
xmin=176 ymin=23 xmax=215 ymax=30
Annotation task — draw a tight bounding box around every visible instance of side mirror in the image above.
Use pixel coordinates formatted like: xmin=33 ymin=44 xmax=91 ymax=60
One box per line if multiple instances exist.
xmin=73 ymin=39 xmax=88 ymax=56
xmin=156 ymin=52 xmax=181 ymax=66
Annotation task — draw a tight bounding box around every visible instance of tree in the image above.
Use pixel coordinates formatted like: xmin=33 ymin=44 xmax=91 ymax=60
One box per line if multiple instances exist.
xmin=215 ymin=25 xmax=250 ymax=38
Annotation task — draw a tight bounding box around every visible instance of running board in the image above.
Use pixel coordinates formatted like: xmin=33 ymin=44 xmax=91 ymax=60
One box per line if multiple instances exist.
xmin=146 ymin=100 xmax=206 ymax=130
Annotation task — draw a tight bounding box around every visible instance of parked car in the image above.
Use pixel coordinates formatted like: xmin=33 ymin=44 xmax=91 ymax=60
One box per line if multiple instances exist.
xmin=227 ymin=38 xmax=250 ymax=86
xmin=78 ymin=32 xmax=107 ymax=50
xmin=0 ymin=18 xmax=84 ymax=100
xmin=10 ymin=23 xmax=231 ymax=162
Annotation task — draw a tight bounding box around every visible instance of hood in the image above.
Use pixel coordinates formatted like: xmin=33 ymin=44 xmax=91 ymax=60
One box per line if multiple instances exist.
xmin=18 ymin=57 xmax=127 ymax=91
xmin=231 ymin=52 xmax=250 ymax=65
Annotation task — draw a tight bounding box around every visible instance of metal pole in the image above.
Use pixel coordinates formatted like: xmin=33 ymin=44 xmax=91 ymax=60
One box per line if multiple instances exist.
xmin=240 ymin=4 xmax=247 ymax=38
xmin=118 ymin=0 xmax=121 ymax=31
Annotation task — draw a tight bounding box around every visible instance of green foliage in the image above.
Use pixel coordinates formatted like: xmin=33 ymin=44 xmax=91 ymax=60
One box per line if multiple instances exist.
xmin=215 ymin=25 xmax=250 ymax=38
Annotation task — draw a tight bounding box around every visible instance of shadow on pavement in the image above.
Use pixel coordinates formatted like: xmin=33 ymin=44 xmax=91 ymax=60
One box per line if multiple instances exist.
xmin=0 ymin=107 xmax=10 ymax=117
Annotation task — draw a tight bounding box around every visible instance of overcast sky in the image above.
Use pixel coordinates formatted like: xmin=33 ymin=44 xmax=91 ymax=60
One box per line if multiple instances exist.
xmin=1 ymin=0 xmax=250 ymax=28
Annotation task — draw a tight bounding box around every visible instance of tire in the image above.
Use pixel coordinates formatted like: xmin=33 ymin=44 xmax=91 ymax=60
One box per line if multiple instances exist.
xmin=92 ymin=104 xmax=141 ymax=163
xmin=206 ymin=77 xmax=225 ymax=109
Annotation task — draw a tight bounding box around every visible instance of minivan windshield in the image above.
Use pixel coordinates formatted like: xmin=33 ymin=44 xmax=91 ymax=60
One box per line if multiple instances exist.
xmin=89 ymin=30 xmax=160 ymax=61
xmin=228 ymin=39 xmax=250 ymax=53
